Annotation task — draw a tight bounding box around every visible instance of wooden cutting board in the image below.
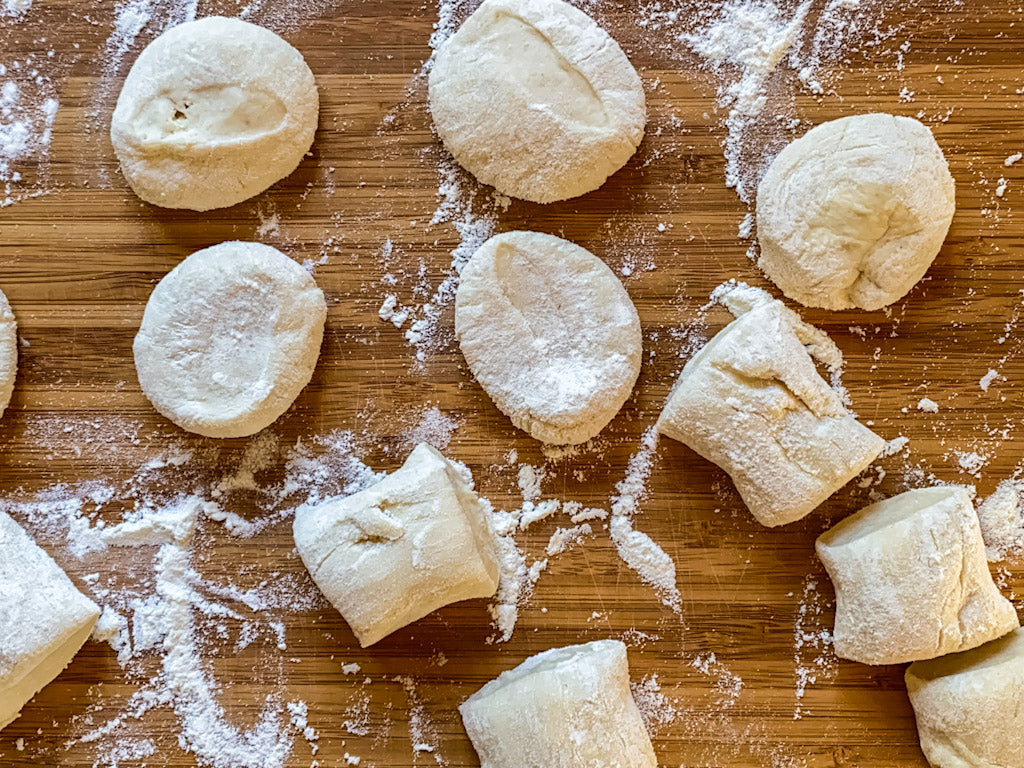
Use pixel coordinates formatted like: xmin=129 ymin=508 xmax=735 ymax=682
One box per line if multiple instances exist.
xmin=0 ymin=0 xmax=1022 ymax=765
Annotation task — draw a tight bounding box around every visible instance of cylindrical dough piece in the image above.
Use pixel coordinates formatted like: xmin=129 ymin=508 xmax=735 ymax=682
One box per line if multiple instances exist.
xmin=460 ymin=639 xmax=657 ymax=768
xmin=134 ymin=241 xmax=326 ymax=438
xmin=428 ymin=0 xmax=646 ymax=204
xmin=817 ymin=486 xmax=1019 ymax=666
xmin=110 ymin=16 xmax=319 ymax=211
xmin=905 ymin=627 xmax=1024 ymax=768
xmin=656 ymin=297 xmax=883 ymax=527
xmin=756 ymin=113 xmax=956 ymax=310
xmin=0 ymin=288 xmax=16 ymax=419
xmin=455 ymin=231 xmax=642 ymax=445
xmin=293 ymin=443 xmax=499 ymax=647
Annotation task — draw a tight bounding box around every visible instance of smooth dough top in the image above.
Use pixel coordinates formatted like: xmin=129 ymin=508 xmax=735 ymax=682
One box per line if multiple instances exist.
xmin=110 ymin=16 xmax=318 ymax=211
xmin=756 ymin=113 xmax=956 ymax=310
xmin=455 ymin=231 xmax=642 ymax=445
xmin=133 ymin=241 xmax=326 ymax=438
xmin=428 ymin=0 xmax=646 ymax=204
xmin=0 ymin=289 xmax=16 ymax=419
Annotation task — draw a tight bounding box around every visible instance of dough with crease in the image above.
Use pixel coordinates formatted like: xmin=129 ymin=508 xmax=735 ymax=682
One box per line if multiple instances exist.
xmin=756 ymin=113 xmax=955 ymax=310
xmin=817 ymin=486 xmax=1018 ymax=665
xmin=460 ymin=639 xmax=657 ymax=768
xmin=455 ymin=231 xmax=642 ymax=445
xmin=134 ymin=241 xmax=326 ymax=438
xmin=0 ymin=511 xmax=100 ymax=730
xmin=428 ymin=0 xmax=646 ymax=204
xmin=0 ymin=288 xmax=16 ymax=420
xmin=111 ymin=16 xmax=318 ymax=211
xmin=293 ymin=443 xmax=499 ymax=647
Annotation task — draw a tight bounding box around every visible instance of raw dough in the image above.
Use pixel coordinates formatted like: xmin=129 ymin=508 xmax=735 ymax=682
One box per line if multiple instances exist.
xmin=756 ymin=113 xmax=956 ymax=310
xmin=134 ymin=241 xmax=326 ymax=438
xmin=460 ymin=639 xmax=657 ymax=768
xmin=656 ymin=296 xmax=883 ymax=527
xmin=111 ymin=16 xmax=318 ymax=211
xmin=428 ymin=0 xmax=646 ymax=204
xmin=455 ymin=231 xmax=642 ymax=445
xmin=0 ymin=288 xmax=16 ymax=419
xmin=0 ymin=511 xmax=100 ymax=730
xmin=906 ymin=627 xmax=1024 ymax=768
xmin=817 ymin=486 xmax=1018 ymax=665
xmin=292 ymin=443 xmax=499 ymax=647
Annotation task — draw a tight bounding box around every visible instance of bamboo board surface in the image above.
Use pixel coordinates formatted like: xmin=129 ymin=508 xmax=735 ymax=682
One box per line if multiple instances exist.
xmin=0 ymin=0 xmax=1023 ymax=765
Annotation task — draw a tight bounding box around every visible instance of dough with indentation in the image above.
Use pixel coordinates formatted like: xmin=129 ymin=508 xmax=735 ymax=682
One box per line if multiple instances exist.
xmin=0 ymin=288 xmax=16 ymax=420
xmin=133 ymin=241 xmax=326 ymax=438
xmin=293 ymin=443 xmax=499 ymax=647
xmin=111 ymin=16 xmax=318 ymax=211
xmin=428 ymin=0 xmax=646 ymax=204
xmin=0 ymin=510 xmax=100 ymax=730
xmin=756 ymin=113 xmax=955 ymax=310
xmin=817 ymin=486 xmax=1019 ymax=665
xmin=455 ymin=231 xmax=642 ymax=445
xmin=460 ymin=639 xmax=657 ymax=768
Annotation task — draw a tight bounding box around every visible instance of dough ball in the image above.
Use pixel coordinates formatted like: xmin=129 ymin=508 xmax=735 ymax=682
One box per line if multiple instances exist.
xmin=756 ymin=113 xmax=955 ymax=310
xmin=657 ymin=295 xmax=883 ymax=527
xmin=455 ymin=231 xmax=642 ymax=445
xmin=0 ymin=511 xmax=100 ymax=730
xmin=293 ymin=443 xmax=499 ymax=647
xmin=428 ymin=0 xmax=646 ymax=204
xmin=460 ymin=639 xmax=657 ymax=768
xmin=817 ymin=486 xmax=1018 ymax=665
xmin=134 ymin=241 xmax=326 ymax=438
xmin=111 ymin=16 xmax=318 ymax=211
xmin=0 ymin=289 xmax=16 ymax=419
xmin=906 ymin=627 xmax=1024 ymax=768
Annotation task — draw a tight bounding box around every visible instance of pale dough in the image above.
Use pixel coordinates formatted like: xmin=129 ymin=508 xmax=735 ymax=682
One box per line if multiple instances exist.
xmin=133 ymin=241 xmax=326 ymax=438
xmin=111 ymin=16 xmax=318 ymax=211
xmin=428 ymin=0 xmax=646 ymax=204
xmin=459 ymin=639 xmax=657 ymax=768
xmin=0 ymin=288 xmax=16 ymax=419
xmin=0 ymin=511 xmax=100 ymax=730
xmin=455 ymin=231 xmax=642 ymax=445
xmin=906 ymin=627 xmax=1024 ymax=768
xmin=292 ymin=443 xmax=499 ymax=647
xmin=756 ymin=113 xmax=956 ymax=310
xmin=817 ymin=486 xmax=1018 ymax=665
xmin=656 ymin=296 xmax=883 ymax=527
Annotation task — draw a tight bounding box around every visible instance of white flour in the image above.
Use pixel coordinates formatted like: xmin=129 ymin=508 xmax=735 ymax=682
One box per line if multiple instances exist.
xmin=977 ymin=480 xmax=1024 ymax=562
xmin=1 ymin=0 xmax=30 ymax=19
xmin=0 ymin=70 xmax=58 ymax=205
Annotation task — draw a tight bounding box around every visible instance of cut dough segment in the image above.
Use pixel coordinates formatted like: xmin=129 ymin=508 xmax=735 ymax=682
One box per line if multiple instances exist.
xmin=292 ymin=443 xmax=499 ymax=647
xmin=0 ymin=511 xmax=100 ymax=730
xmin=111 ymin=16 xmax=318 ymax=211
xmin=756 ymin=113 xmax=955 ymax=310
xmin=460 ymin=639 xmax=656 ymax=768
xmin=0 ymin=288 xmax=16 ymax=419
xmin=906 ymin=627 xmax=1024 ymax=768
xmin=817 ymin=486 xmax=1019 ymax=665
xmin=133 ymin=241 xmax=326 ymax=438
xmin=428 ymin=0 xmax=646 ymax=203
xmin=656 ymin=297 xmax=883 ymax=527
xmin=455 ymin=231 xmax=642 ymax=445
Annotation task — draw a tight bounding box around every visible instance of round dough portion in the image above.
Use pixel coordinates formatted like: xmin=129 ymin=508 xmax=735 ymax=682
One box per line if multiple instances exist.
xmin=134 ymin=241 xmax=326 ymax=438
xmin=428 ymin=0 xmax=646 ymax=204
xmin=111 ymin=16 xmax=318 ymax=211
xmin=0 ymin=289 xmax=16 ymax=420
xmin=756 ymin=113 xmax=955 ymax=310
xmin=455 ymin=231 xmax=642 ymax=445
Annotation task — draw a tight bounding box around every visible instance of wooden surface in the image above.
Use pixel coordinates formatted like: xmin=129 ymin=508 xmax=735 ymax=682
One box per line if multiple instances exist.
xmin=1 ymin=0 xmax=1023 ymax=765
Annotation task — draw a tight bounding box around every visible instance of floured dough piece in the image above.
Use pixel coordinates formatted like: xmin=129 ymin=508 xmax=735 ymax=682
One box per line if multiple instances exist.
xmin=460 ymin=639 xmax=657 ymax=768
xmin=428 ymin=0 xmax=646 ymax=204
xmin=657 ymin=295 xmax=883 ymax=527
xmin=0 ymin=288 xmax=16 ymax=419
xmin=757 ymin=113 xmax=955 ymax=310
xmin=817 ymin=486 xmax=1019 ymax=665
xmin=455 ymin=231 xmax=641 ymax=445
xmin=293 ymin=443 xmax=499 ymax=647
xmin=134 ymin=241 xmax=326 ymax=438
xmin=0 ymin=511 xmax=100 ymax=730
xmin=906 ymin=627 xmax=1024 ymax=768
xmin=111 ymin=16 xmax=318 ymax=211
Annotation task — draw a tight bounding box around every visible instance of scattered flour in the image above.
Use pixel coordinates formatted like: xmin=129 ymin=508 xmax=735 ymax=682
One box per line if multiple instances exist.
xmin=792 ymin=575 xmax=836 ymax=719
xmin=977 ymin=480 xmax=1024 ymax=561
xmin=917 ymin=397 xmax=939 ymax=413
xmin=980 ymin=368 xmax=1001 ymax=392
xmin=0 ymin=73 xmax=58 ymax=205
xmin=545 ymin=523 xmax=593 ymax=556
xmin=1 ymin=0 xmax=31 ymax=19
